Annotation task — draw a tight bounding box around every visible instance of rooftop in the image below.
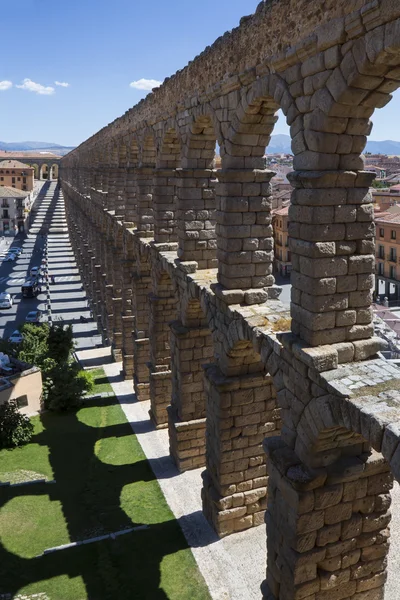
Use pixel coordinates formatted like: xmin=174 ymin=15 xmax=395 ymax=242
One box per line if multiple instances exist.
xmin=0 ymin=159 xmax=33 ymax=170
xmin=0 ymin=151 xmax=60 ymax=160
xmin=0 ymin=186 xmax=30 ymax=198
xmin=273 ymin=206 xmax=289 ymax=216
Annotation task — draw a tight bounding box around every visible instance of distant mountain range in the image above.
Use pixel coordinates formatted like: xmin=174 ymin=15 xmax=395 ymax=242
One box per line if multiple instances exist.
xmin=2 ymin=136 xmax=400 ymax=158
xmin=266 ymin=134 xmax=400 ymax=156
xmin=0 ymin=141 xmax=75 ymax=156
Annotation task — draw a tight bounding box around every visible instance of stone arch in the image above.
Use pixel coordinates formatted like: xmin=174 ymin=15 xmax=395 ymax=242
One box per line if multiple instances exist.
xmin=175 ymin=110 xmax=219 ymax=267
xmin=118 ymin=137 xmax=128 ymax=168
xmin=157 ymin=120 xmax=182 ymax=169
xmin=264 ymin=382 xmax=400 ymax=600
xmin=181 ymin=107 xmax=220 ymax=169
xmin=140 ymin=129 xmax=157 ymax=167
xmin=222 ymin=74 xmax=288 ymax=169
xmin=30 ymin=163 xmax=39 ymax=179
xmin=128 ymin=134 xmax=140 ymax=168
xmin=39 ymin=163 xmax=49 ymax=179
xmin=50 ymin=163 xmax=59 ymax=180
xmin=295 ymin=391 xmax=400 ymax=474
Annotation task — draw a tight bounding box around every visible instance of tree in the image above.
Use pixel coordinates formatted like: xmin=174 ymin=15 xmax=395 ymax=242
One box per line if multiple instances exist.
xmin=43 ymin=363 xmax=94 ymax=411
xmin=47 ymin=322 xmax=74 ymax=364
xmin=0 ymin=399 xmax=33 ymax=449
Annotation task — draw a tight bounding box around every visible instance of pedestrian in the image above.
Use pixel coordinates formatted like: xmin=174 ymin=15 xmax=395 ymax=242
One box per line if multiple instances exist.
xmin=51 ymin=274 xmax=55 ymax=284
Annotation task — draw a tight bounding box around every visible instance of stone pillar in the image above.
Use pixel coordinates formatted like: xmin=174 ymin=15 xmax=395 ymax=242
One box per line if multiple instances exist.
xmin=123 ymin=167 xmax=136 ymax=226
xmin=263 ymin=438 xmax=392 ymax=600
xmin=176 ymin=168 xmax=217 ymax=269
xmin=148 ymin=271 xmax=177 ymax=427
xmin=121 ymin=251 xmax=135 ymax=378
xmin=132 ymin=254 xmax=151 ymax=401
xmin=135 ymin=167 xmax=154 ymax=237
xmin=289 ymin=171 xmax=376 ymax=351
xmin=106 ymin=166 xmax=118 ymax=212
xmin=153 ymin=168 xmax=178 ymax=244
xmin=201 ymin=365 xmax=279 ymax=537
xmin=167 ymin=320 xmax=213 ymax=471
xmin=115 ymin=167 xmax=127 ymax=217
xmin=215 ymin=169 xmax=279 ymax=304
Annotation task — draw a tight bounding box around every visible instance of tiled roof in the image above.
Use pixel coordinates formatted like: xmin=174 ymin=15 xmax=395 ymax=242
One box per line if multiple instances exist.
xmin=375 ymin=212 xmax=400 ymax=224
xmin=0 ymin=160 xmax=33 ymax=170
xmin=273 ymin=206 xmax=289 ymax=216
xmin=0 ymin=186 xmax=29 ymax=198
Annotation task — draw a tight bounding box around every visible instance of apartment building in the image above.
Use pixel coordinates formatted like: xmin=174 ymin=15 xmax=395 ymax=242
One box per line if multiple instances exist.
xmin=0 ymin=160 xmax=34 ymax=192
xmin=272 ymin=206 xmax=291 ymax=277
xmin=375 ymin=207 xmax=400 ymax=301
xmin=0 ymin=186 xmax=33 ymax=234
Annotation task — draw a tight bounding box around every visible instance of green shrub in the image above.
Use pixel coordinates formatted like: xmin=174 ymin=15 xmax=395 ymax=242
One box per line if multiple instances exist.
xmin=0 ymin=399 xmax=34 ymax=449
xmin=44 ymin=364 xmax=94 ymax=412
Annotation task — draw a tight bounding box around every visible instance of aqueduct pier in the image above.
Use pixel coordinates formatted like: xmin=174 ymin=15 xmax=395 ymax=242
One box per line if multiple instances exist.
xmin=61 ymin=1 xmax=400 ymax=598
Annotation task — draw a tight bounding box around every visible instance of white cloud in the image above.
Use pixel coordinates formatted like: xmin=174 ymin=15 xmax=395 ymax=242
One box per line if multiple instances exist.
xmin=0 ymin=81 xmax=12 ymax=91
xmin=16 ymin=78 xmax=55 ymax=95
xmin=55 ymin=81 xmax=70 ymax=87
xmin=129 ymin=78 xmax=162 ymax=91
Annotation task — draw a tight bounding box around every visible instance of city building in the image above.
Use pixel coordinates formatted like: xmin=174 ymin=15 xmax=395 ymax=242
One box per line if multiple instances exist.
xmin=372 ymin=185 xmax=400 ymax=211
xmin=375 ymin=207 xmax=400 ymax=301
xmin=0 ymin=356 xmax=42 ymax=416
xmin=0 ymin=160 xmax=34 ymax=192
xmin=272 ymin=205 xmax=291 ymax=277
xmin=0 ymin=152 xmax=61 ymax=181
xmin=0 ymin=186 xmax=34 ymax=234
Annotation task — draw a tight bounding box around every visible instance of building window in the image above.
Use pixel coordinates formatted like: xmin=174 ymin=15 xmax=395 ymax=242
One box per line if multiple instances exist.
xmin=0 ymin=177 xmax=3 ymax=181
xmin=391 ymin=230 xmax=397 ymax=239
xmin=23 ymin=177 xmax=26 ymax=183
xmin=390 ymin=266 xmax=396 ymax=279
xmin=22 ymin=185 xmax=27 ymax=191
xmin=380 ymin=228 xmax=384 ymax=237
xmin=17 ymin=177 xmax=20 ymax=181
xmin=390 ymin=248 xmax=397 ymax=262
xmin=3 ymin=211 xmax=9 ymax=219
xmin=378 ymin=245 xmax=385 ymax=259
xmin=16 ymin=395 xmax=28 ymax=408
xmin=11 ymin=177 xmax=15 ymax=184
xmin=378 ymin=263 xmax=384 ymax=275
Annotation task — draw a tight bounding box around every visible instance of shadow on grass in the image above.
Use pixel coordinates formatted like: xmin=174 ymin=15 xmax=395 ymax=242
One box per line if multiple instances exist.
xmin=0 ymin=394 xmax=211 ymax=600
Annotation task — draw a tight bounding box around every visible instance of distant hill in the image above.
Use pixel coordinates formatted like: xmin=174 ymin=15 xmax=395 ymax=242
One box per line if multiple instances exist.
xmin=266 ymin=134 xmax=400 ymax=156
xmin=0 ymin=141 xmax=75 ymax=156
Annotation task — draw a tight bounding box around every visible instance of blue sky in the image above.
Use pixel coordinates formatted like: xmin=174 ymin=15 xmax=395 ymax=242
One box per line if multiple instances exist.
xmin=1 ymin=0 xmax=399 ymax=147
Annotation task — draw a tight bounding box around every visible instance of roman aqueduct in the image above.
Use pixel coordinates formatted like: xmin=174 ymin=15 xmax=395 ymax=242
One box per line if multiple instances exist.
xmin=61 ymin=1 xmax=400 ymax=598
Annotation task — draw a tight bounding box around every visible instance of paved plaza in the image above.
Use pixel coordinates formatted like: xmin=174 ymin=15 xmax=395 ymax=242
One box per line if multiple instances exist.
xmin=0 ymin=181 xmax=101 ymax=350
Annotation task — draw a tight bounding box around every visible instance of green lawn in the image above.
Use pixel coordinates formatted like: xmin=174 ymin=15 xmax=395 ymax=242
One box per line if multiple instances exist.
xmin=0 ymin=379 xmax=211 ymax=600
xmin=89 ymin=367 xmax=114 ymax=394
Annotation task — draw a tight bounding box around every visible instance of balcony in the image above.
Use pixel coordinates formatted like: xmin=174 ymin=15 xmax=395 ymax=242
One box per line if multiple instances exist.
xmin=1 ymin=203 xmax=9 ymax=209
xmin=389 ymin=256 xmax=398 ymax=263
xmin=377 ymin=253 xmax=385 ymax=260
